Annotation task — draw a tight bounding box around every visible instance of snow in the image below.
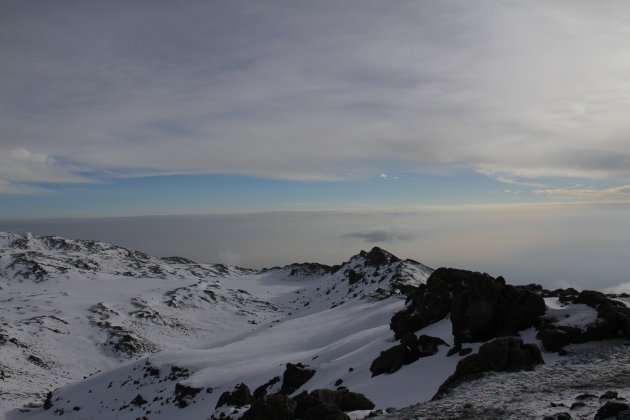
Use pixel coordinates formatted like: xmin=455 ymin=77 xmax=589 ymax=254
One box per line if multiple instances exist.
xmin=543 ymin=297 xmax=599 ymax=329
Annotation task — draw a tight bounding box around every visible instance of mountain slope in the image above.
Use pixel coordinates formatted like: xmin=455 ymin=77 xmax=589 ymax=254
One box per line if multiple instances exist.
xmin=0 ymin=232 xmax=431 ymax=415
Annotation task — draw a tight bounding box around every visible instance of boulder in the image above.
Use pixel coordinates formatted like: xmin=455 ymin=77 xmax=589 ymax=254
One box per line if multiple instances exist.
xmin=215 ymin=383 xmax=252 ymax=408
xmin=280 ymin=363 xmax=315 ymax=395
xmin=294 ymin=388 xmax=374 ymax=419
xmin=434 ymin=336 xmax=543 ymax=399
xmin=594 ymin=400 xmax=630 ymax=420
xmin=253 ymin=376 xmax=281 ymax=400
xmin=369 ymin=344 xmax=419 ymax=376
xmin=240 ymin=393 xmax=297 ymax=420
xmin=390 ymin=268 xmax=545 ymax=343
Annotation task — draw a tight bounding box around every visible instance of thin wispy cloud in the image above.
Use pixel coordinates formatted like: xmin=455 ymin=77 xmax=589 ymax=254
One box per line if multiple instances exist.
xmin=2 ymin=1 xmax=630 ymax=191
xmin=533 ymin=185 xmax=630 ymax=199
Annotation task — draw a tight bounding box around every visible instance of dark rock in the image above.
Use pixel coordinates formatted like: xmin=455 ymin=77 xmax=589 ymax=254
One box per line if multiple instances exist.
xmin=601 ymin=391 xmax=619 ymax=400
xmin=347 ymin=270 xmax=364 ymax=285
xmin=570 ymin=402 xmax=585 ymax=409
xmin=575 ymin=393 xmax=598 ymax=400
xmin=369 ymin=344 xmax=419 ymax=376
xmin=417 ymin=335 xmax=448 ymax=355
xmin=302 ymin=404 xmax=350 ymax=420
xmin=280 ymin=363 xmax=315 ymax=395
xmin=364 ymin=247 xmax=400 ymax=267
xmin=594 ymin=401 xmax=630 ymax=420
xmin=390 ymin=268 xmax=544 ymax=343
xmin=334 ymin=379 xmax=343 ymax=386
xmin=294 ymin=388 xmax=374 ymax=419
xmin=447 ymin=343 xmax=462 ymax=357
xmin=44 ymin=392 xmax=53 ymax=410
xmin=537 ymin=289 xmax=630 ymax=352
xmin=131 ymin=394 xmax=147 ymax=406
xmin=543 ymin=413 xmax=571 ymax=420
xmin=434 ymin=337 xmax=544 ymax=398
xmin=216 ymin=383 xmax=253 ymax=408
xmin=253 ymin=376 xmax=281 ymax=400
xmin=458 ymin=347 xmax=473 ymax=356
xmin=173 ymin=383 xmax=203 ymax=408
xmin=240 ymin=393 xmax=297 ymax=420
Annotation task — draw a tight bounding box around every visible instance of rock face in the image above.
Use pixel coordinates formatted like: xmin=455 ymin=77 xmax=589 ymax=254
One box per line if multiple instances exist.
xmin=294 ymin=388 xmax=374 ymax=420
xmin=370 ymin=333 xmax=448 ymax=376
xmin=434 ymin=336 xmax=544 ymax=398
xmin=280 ymin=363 xmax=316 ymax=395
xmin=215 ymin=383 xmax=253 ymax=408
xmin=391 ymin=268 xmax=545 ymax=343
xmin=594 ymin=400 xmax=630 ymax=420
xmin=537 ymin=289 xmax=630 ymax=352
xmin=240 ymin=393 xmax=297 ymax=420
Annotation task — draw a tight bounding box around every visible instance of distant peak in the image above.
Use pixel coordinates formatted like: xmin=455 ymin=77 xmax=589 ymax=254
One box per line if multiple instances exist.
xmin=360 ymin=247 xmax=401 ymax=267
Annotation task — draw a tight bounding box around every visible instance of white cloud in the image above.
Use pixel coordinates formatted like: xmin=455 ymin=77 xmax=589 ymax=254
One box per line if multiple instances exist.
xmin=533 ymin=185 xmax=630 ymax=199
xmin=604 ymin=282 xmax=630 ymax=295
xmin=342 ymin=225 xmax=420 ymax=243
xmin=2 ymin=1 xmax=630 ymax=186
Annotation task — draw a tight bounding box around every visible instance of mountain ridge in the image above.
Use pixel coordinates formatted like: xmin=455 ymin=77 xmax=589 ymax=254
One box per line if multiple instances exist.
xmin=2 ymin=231 xmax=630 ymax=420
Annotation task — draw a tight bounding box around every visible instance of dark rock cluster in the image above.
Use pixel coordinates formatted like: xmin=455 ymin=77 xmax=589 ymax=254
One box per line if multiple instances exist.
xmin=435 ymin=336 xmax=544 ymax=399
xmin=390 ymin=268 xmax=545 ymax=344
xmin=538 ymin=289 xmax=630 ymax=352
xmin=370 ymin=333 xmax=448 ymax=376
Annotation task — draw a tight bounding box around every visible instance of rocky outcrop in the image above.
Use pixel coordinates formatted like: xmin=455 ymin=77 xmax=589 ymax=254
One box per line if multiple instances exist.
xmin=434 ymin=336 xmax=544 ymax=399
xmin=370 ymin=333 xmax=448 ymax=376
xmin=294 ymin=388 xmax=374 ymax=419
xmin=215 ymin=383 xmax=253 ymax=408
xmin=280 ymin=363 xmax=316 ymax=395
xmin=240 ymin=393 xmax=297 ymax=420
xmin=594 ymin=400 xmax=630 ymax=420
xmin=537 ymin=289 xmax=630 ymax=352
xmin=391 ymin=268 xmax=545 ymax=343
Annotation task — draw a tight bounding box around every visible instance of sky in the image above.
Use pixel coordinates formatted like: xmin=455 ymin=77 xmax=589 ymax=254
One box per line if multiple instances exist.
xmin=2 ymin=1 xmax=630 ymax=290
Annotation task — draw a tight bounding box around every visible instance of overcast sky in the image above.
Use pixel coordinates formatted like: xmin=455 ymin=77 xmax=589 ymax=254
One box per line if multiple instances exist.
xmin=2 ymin=1 xmax=630 ymax=289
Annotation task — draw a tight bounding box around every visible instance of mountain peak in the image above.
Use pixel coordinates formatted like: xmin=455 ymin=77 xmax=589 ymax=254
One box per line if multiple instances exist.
xmin=358 ymin=246 xmax=401 ymax=267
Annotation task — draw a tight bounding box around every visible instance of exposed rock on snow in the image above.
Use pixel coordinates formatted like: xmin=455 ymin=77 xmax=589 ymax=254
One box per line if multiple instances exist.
xmin=391 ymin=268 xmax=545 ymax=343
xmin=434 ymin=336 xmax=544 ymax=399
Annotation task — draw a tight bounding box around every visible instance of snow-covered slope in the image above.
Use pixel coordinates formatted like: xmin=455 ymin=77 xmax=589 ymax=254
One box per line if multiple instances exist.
xmin=4 ymin=231 xmax=629 ymax=420
xmin=0 ymin=232 xmax=431 ymax=416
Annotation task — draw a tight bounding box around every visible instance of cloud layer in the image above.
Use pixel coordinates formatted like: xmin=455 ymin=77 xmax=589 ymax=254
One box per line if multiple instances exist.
xmin=3 ymin=0 xmax=630 ymax=190
xmin=342 ymin=225 xmax=420 ymax=243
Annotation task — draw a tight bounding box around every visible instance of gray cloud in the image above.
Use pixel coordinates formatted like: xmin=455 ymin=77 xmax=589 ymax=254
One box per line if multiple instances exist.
xmin=3 ymin=0 xmax=630 ymax=188
xmin=342 ymin=225 xmax=420 ymax=243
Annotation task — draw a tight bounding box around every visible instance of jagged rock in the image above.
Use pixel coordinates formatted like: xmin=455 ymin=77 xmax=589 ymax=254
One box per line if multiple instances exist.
xmin=390 ymin=268 xmax=545 ymax=343
xmin=537 ymin=289 xmax=630 ymax=352
xmin=417 ymin=335 xmax=448 ymax=355
xmin=131 ymin=394 xmax=147 ymax=406
xmin=294 ymin=388 xmax=374 ymax=419
xmin=302 ymin=404 xmax=350 ymax=420
xmin=369 ymin=344 xmax=419 ymax=376
xmin=594 ymin=401 xmax=630 ymax=420
xmin=44 ymin=392 xmax=53 ymax=410
xmin=543 ymin=413 xmax=571 ymax=420
xmin=347 ymin=269 xmax=364 ymax=285
xmin=434 ymin=336 xmax=544 ymax=398
xmin=280 ymin=363 xmax=316 ymax=395
xmin=363 ymin=247 xmax=400 ymax=267
xmin=215 ymin=383 xmax=253 ymax=408
xmin=458 ymin=347 xmax=473 ymax=356
xmin=447 ymin=343 xmax=462 ymax=357
xmin=173 ymin=383 xmax=203 ymax=408
xmin=240 ymin=393 xmax=297 ymax=420
xmin=601 ymin=391 xmax=619 ymax=400
xmin=253 ymin=376 xmax=281 ymax=400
